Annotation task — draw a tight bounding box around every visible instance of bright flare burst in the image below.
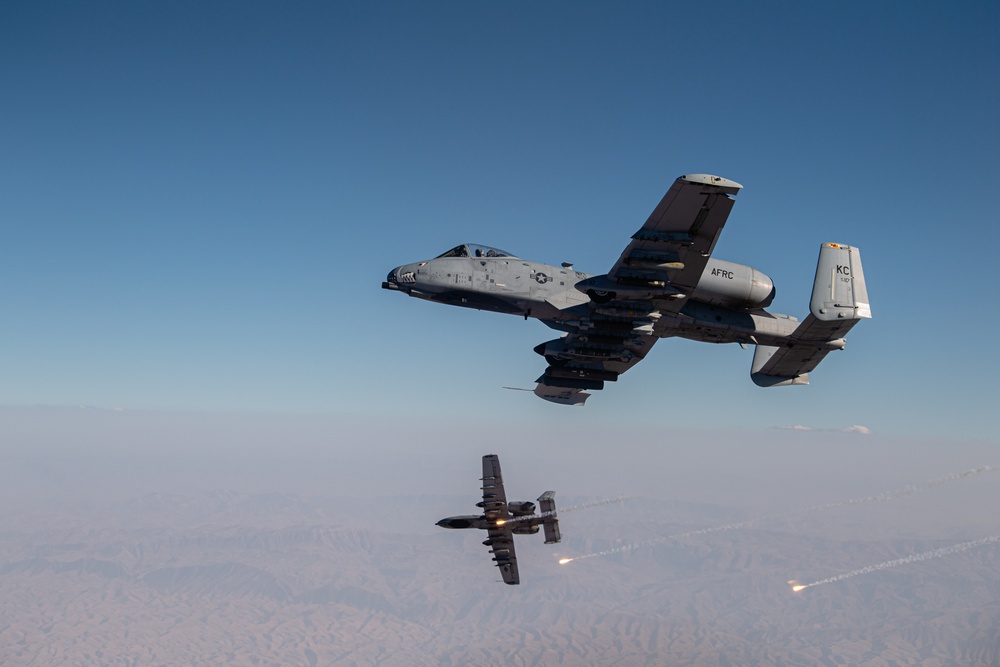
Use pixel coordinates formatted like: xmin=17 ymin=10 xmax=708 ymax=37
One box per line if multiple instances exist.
xmin=558 ymin=558 xmax=573 ymax=565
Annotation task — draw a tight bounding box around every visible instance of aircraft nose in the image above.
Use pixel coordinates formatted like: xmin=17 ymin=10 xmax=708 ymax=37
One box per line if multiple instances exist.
xmin=383 ymin=264 xmax=417 ymax=291
xmin=382 ymin=266 xmax=402 ymax=291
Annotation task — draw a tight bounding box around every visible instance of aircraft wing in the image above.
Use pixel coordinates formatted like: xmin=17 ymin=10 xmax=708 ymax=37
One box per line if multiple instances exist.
xmin=480 ymin=455 xmax=518 ymax=584
xmin=533 ymin=175 xmax=742 ymax=405
xmin=535 ymin=174 xmax=743 ymax=405
xmin=534 ymin=331 xmax=659 ymax=405
xmin=480 ymin=454 xmax=509 ymax=519
xmin=485 ymin=525 xmax=519 ymax=585
xmin=608 ymin=174 xmax=743 ymax=303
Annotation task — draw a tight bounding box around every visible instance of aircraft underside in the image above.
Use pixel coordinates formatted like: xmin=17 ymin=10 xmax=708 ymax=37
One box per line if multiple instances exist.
xmin=414 ymin=284 xmax=803 ymax=348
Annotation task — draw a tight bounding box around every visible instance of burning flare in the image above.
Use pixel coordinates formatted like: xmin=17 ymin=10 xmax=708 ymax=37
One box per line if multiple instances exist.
xmin=558 ymin=558 xmax=573 ymax=565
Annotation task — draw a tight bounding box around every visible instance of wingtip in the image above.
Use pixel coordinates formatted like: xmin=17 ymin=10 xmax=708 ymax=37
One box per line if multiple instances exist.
xmin=679 ymin=173 xmax=743 ymax=191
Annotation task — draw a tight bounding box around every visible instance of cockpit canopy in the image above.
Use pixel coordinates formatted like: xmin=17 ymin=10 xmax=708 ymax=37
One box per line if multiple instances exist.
xmin=435 ymin=244 xmax=517 ymax=259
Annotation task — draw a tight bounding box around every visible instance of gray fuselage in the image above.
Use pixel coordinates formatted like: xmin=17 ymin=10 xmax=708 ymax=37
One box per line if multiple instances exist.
xmin=383 ymin=243 xmax=800 ymax=347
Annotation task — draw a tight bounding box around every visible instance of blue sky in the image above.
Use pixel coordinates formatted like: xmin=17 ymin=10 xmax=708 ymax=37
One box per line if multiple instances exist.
xmin=2 ymin=1 xmax=999 ymax=438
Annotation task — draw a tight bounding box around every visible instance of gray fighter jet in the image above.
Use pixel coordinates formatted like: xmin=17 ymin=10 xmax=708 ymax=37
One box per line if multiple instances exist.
xmin=384 ymin=174 xmax=871 ymax=405
xmin=436 ymin=454 xmax=560 ymax=585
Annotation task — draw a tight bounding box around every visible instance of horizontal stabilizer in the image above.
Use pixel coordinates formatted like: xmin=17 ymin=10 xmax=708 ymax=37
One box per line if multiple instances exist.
xmin=751 ymin=344 xmax=809 ymax=387
xmin=752 ymin=243 xmax=871 ymax=386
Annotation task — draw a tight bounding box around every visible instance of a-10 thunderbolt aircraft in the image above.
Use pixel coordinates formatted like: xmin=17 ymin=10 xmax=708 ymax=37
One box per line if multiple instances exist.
xmin=383 ymin=174 xmax=871 ymax=405
xmin=436 ymin=454 xmax=560 ymax=585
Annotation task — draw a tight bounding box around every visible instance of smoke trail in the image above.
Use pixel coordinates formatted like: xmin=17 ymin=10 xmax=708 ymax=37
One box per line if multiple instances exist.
xmin=560 ymin=495 xmax=628 ymax=514
xmin=560 ymin=466 xmax=996 ymax=564
xmin=559 ymin=517 xmax=763 ymax=563
xmin=502 ymin=495 xmax=626 ymax=525
xmin=791 ymin=535 xmax=1000 ymax=592
xmin=793 ymin=465 xmax=996 ymax=516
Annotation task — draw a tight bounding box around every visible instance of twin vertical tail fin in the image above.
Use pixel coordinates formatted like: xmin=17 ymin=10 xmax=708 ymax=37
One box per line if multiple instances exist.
xmin=537 ymin=491 xmax=561 ymax=544
xmin=751 ymin=243 xmax=871 ymax=387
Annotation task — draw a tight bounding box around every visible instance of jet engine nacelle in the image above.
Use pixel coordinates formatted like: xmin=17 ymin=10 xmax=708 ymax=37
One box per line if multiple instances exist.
xmin=691 ymin=259 xmax=775 ymax=309
xmin=575 ymin=259 xmax=774 ymax=310
xmin=511 ymin=524 xmax=540 ymax=535
xmin=507 ymin=501 xmax=536 ymax=516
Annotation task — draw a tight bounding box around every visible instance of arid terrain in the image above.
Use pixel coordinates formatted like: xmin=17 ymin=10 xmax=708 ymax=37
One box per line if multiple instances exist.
xmin=2 ymin=488 xmax=998 ymax=666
